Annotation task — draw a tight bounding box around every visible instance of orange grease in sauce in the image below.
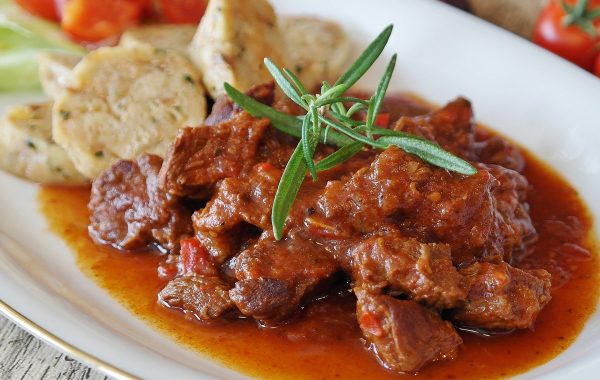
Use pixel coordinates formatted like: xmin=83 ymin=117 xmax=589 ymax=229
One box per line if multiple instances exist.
xmin=38 ymin=148 xmax=599 ymax=379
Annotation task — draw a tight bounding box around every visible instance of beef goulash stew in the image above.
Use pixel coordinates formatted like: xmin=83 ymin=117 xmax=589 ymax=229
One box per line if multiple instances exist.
xmin=5 ymin=7 xmax=591 ymax=377
xmin=76 ymin=24 xmax=596 ymax=376
xmin=85 ymin=85 xmax=553 ymax=373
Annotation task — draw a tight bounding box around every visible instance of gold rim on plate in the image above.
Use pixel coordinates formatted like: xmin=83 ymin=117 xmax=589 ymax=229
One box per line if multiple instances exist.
xmin=0 ymin=299 xmax=136 ymax=380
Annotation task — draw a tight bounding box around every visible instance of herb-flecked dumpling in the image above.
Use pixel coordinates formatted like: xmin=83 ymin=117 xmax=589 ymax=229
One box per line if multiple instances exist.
xmin=188 ymin=0 xmax=286 ymax=98
xmin=0 ymin=102 xmax=87 ymax=184
xmin=52 ymin=44 xmax=207 ymax=179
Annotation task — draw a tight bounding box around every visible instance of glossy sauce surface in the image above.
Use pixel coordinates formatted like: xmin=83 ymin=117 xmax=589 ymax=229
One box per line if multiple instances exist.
xmin=38 ymin=141 xmax=599 ymax=380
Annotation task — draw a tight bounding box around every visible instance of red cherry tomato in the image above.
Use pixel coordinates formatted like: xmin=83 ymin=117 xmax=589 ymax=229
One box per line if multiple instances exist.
xmin=141 ymin=0 xmax=157 ymax=18
xmin=533 ymin=0 xmax=600 ymax=70
xmin=54 ymin=0 xmax=67 ymax=16
xmin=594 ymin=54 xmax=600 ymax=76
xmin=60 ymin=0 xmax=143 ymax=43
xmin=14 ymin=0 xmax=59 ymax=21
xmin=158 ymin=0 xmax=207 ymax=24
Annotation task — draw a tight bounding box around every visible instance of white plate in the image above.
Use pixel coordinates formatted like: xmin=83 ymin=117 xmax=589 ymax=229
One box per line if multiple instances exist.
xmin=1 ymin=0 xmax=600 ymax=379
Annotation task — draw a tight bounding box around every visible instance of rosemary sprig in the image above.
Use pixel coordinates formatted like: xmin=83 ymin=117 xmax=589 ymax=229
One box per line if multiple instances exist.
xmin=224 ymin=24 xmax=477 ymax=240
xmin=315 ymin=141 xmax=364 ymax=172
xmin=366 ymin=54 xmax=397 ymax=136
xmin=224 ymin=83 xmax=352 ymax=147
xmin=271 ymin=144 xmax=308 ymax=240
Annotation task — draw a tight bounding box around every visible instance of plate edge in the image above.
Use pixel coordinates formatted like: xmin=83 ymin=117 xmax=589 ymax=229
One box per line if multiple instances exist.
xmin=0 ymin=299 xmax=136 ymax=380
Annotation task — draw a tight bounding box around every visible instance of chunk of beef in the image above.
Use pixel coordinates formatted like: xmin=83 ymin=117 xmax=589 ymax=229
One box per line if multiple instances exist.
xmin=203 ymin=95 xmax=236 ymax=128
xmin=159 ymin=112 xmax=270 ymax=197
xmin=394 ymin=97 xmax=477 ymax=160
xmin=230 ymin=278 xmax=295 ymax=323
xmin=347 ymin=228 xmax=465 ymax=309
xmin=204 ymin=82 xmax=275 ymax=127
xmin=230 ymin=235 xmax=338 ymax=323
xmin=476 ymin=136 xmax=525 ymax=172
xmin=314 ymin=146 xmax=535 ymax=264
xmin=356 ymin=290 xmax=462 ymax=373
xmin=254 ymin=127 xmax=298 ymax=169
xmin=160 ymin=83 xmax=287 ymax=197
xmin=159 ymin=275 xmax=234 ymax=321
xmin=193 ymin=164 xmax=281 ymax=263
xmin=381 ymin=93 xmax=430 ymax=119
xmin=89 ymin=154 xmax=192 ymax=252
xmin=393 ymin=98 xmax=525 ymax=172
xmin=193 ymin=150 xmax=375 ymax=264
xmin=450 ymin=261 xmax=551 ymax=330
xmin=485 ymin=163 xmax=536 ymax=256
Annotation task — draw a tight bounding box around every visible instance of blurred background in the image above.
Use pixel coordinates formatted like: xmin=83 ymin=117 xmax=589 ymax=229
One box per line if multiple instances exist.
xmin=1 ymin=0 xmax=598 ymax=94
xmin=447 ymin=0 xmax=544 ymax=38
xmin=445 ymin=0 xmax=600 ymax=77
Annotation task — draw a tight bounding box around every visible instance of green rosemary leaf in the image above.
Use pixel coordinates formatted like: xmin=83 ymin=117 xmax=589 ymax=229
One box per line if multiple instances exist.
xmin=315 ymin=84 xmax=347 ymax=106
xmin=264 ymin=58 xmax=306 ymax=108
xmin=308 ymin=106 xmax=322 ymax=178
xmin=345 ymin=103 xmax=367 ymax=118
xmin=283 ymin=68 xmax=308 ymax=95
xmin=301 ymin=114 xmax=318 ymax=180
xmin=338 ymin=97 xmax=370 ymax=105
xmin=301 ymin=94 xmax=317 ymax=104
xmin=224 ymin=82 xmax=301 ymax=133
xmin=301 ymin=114 xmax=312 ymax=164
xmin=370 ymin=127 xmax=413 ymax=137
xmin=310 ymin=105 xmax=321 ymax=134
xmin=328 ymin=88 xmax=347 ymax=115
xmin=329 ymin=110 xmax=364 ymax=127
xmin=346 ymin=103 xmax=369 ymax=118
xmin=320 ymin=81 xmax=345 ymax=115
xmin=365 ymin=96 xmax=376 ymax=134
xmin=317 ymin=97 xmax=370 ymax=107
xmin=334 ymin=24 xmax=393 ymax=93
xmin=377 ymin=135 xmax=477 ymax=175
xmin=225 ymin=83 xmax=352 ymax=147
xmin=320 ymin=128 xmax=353 ymax=147
xmin=332 ymin=101 xmax=346 ymax=115
xmin=271 ymin=144 xmax=308 ymax=240
xmin=323 ymin=125 xmax=332 ymax=144
xmin=319 ymin=114 xmax=387 ymax=148
xmin=368 ymin=54 xmax=397 ymax=128
xmin=315 ymin=142 xmax=364 ymax=172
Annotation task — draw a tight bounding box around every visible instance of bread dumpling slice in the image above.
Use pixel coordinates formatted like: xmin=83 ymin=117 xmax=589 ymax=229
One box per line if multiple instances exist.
xmin=188 ymin=0 xmax=286 ymax=98
xmin=0 ymin=102 xmax=87 ymax=184
xmin=280 ymin=17 xmax=352 ymax=91
xmin=38 ymin=52 xmax=81 ymax=99
xmin=52 ymin=44 xmax=207 ymax=179
xmin=120 ymin=24 xmax=197 ymax=56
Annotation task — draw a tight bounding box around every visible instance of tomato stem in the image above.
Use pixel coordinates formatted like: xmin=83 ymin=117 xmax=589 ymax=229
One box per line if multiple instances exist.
xmin=560 ymin=0 xmax=600 ymax=37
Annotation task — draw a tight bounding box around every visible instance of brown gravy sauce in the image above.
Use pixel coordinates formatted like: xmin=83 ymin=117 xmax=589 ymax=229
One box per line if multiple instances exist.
xmin=38 ymin=128 xmax=599 ymax=379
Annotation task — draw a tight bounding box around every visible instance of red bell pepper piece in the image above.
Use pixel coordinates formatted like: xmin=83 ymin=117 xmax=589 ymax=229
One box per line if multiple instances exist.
xmin=179 ymin=237 xmax=217 ymax=276
xmin=374 ymin=113 xmax=391 ymax=128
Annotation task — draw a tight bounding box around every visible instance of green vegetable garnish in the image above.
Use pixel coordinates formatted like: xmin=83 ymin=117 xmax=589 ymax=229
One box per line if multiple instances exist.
xmin=225 ymin=25 xmax=477 ymax=240
xmin=0 ymin=0 xmax=85 ymax=92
